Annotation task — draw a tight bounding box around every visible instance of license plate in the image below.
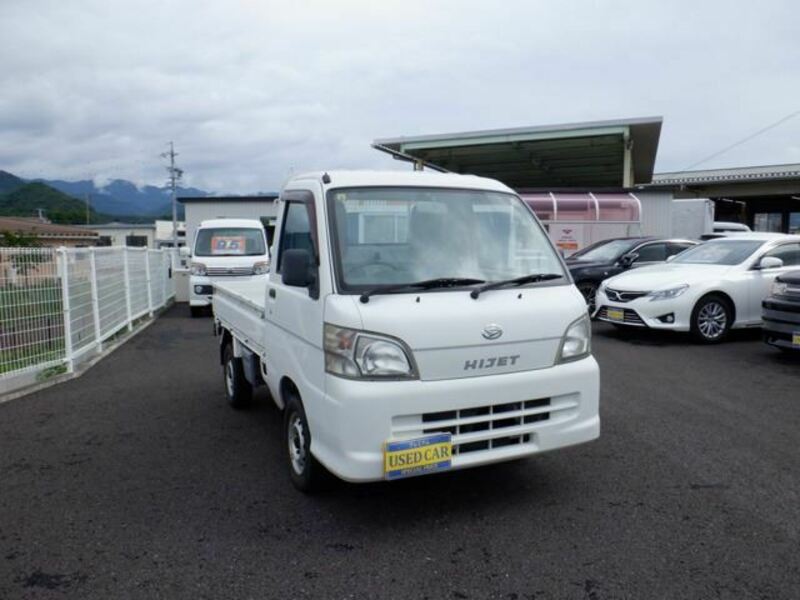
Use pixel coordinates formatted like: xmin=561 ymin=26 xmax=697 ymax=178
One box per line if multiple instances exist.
xmin=793 ymin=332 xmax=800 ymax=347
xmin=606 ymin=308 xmax=625 ymax=322
xmin=384 ymin=433 xmax=452 ymax=480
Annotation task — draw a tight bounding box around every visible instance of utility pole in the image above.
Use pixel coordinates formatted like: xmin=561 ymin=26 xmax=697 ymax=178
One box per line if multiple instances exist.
xmin=161 ymin=142 xmax=183 ymax=248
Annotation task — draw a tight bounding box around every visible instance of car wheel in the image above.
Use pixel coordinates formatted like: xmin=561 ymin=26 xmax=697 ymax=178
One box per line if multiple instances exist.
xmin=576 ymin=282 xmax=598 ymax=314
xmin=691 ymin=295 xmax=732 ymax=344
xmin=222 ymin=343 xmax=252 ymax=409
xmin=284 ymin=395 xmax=330 ymax=493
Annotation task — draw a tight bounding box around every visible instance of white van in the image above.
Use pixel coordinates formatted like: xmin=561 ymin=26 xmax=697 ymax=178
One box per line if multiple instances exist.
xmin=212 ymin=171 xmax=600 ymax=491
xmin=189 ymin=218 xmax=269 ymax=317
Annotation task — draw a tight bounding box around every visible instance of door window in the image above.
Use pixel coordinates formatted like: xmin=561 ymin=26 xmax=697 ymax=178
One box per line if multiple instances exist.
xmin=668 ymin=242 xmax=694 ymax=257
xmin=277 ymin=202 xmax=315 ymax=271
xmin=634 ymin=243 xmax=668 ymax=263
xmin=764 ymin=243 xmax=800 ymax=267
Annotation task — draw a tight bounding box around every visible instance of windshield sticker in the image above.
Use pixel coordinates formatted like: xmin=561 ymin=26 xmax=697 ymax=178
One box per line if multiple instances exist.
xmin=211 ymin=236 xmax=246 ymax=255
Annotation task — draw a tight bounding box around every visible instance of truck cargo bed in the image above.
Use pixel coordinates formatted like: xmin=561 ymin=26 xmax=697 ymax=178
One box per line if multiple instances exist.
xmin=212 ymin=278 xmax=267 ymax=356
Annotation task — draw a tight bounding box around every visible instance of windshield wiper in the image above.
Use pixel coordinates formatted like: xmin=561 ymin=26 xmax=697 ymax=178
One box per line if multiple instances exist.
xmin=359 ymin=278 xmax=485 ymax=303
xmin=470 ymin=273 xmax=563 ymax=299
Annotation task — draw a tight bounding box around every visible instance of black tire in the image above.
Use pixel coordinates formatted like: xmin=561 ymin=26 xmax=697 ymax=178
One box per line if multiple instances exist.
xmin=691 ymin=294 xmax=732 ymax=344
xmin=284 ymin=394 xmax=330 ymax=493
xmin=576 ymin=281 xmax=598 ymax=315
xmin=190 ymin=305 xmax=204 ymax=318
xmin=222 ymin=344 xmax=252 ymax=409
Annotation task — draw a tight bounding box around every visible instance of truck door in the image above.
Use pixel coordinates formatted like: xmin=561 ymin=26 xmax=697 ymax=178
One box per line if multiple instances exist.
xmin=264 ymin=190 xmax=326 ymax=398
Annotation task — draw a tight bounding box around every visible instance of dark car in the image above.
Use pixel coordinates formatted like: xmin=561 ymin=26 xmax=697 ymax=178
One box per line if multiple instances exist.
xmin=762 ymin=270 xmax=800 ymax=352
xmin=566 ymin=236 xmax=697 ymax=312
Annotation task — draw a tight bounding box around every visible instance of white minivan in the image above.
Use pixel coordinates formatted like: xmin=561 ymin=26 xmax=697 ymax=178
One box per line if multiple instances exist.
xmin=212 ymin=171 xmax=600 ymax=491
xmin=189 ymin=218 xmax=269 ymax=317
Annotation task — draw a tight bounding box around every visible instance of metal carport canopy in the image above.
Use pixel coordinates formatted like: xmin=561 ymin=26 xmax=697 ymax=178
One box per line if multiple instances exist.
xmin=373 ymin=116 xmax=662 ymax=189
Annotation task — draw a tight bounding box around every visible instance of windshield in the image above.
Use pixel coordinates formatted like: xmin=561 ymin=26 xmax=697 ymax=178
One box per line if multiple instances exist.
xmin=328 ymin=187 xmax=565 ymax=291
xmin=193 ymin=227 xmax=266 ymax=257
xmin=671 ymin=240 xmax=763 ymax=265
xmin=570 ymin=239 xmax=640 ymax=262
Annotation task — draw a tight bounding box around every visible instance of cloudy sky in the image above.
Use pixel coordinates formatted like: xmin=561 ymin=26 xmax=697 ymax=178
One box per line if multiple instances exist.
xmin=1 ymin=0 xmax=798 ymax=193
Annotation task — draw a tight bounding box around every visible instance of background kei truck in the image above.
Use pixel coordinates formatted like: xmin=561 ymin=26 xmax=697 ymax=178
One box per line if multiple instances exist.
xmin=212 ymin=170 xmax=600 ymax=491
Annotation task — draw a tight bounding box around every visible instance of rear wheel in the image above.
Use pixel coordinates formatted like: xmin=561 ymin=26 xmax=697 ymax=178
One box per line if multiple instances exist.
xmin=222 ymin=344 xmax=252 ymax=409
xmin=691 ymin=295 xmax=732 ymax=344
xmin=576 ymin=282 xmax=598 ymax=314
xmin=284 ymin=395 xmax=330 ymax=493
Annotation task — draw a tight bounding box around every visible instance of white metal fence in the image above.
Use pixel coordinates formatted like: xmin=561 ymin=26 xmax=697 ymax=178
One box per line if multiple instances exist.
xmin=0 ymin=246 xmax=175 ymax=385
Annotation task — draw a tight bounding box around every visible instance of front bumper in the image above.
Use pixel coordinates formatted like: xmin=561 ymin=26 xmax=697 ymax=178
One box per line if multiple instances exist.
xmin=189 ymin=275 xmax=214 ymax=307
xmin=594 ymin=288 xmax=692 ymax=331
xmin=762 ymin=296 xmax=800 ymax=350
xmin=308 ymin=356 xmax=600 ymax=482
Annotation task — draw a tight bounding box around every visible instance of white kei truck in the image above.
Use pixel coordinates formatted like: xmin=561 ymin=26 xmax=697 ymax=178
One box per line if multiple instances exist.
xmin=188 ymin=218 xmax=270 ymax=317
xmin=212 ymin=170 xmax=600 ymax=492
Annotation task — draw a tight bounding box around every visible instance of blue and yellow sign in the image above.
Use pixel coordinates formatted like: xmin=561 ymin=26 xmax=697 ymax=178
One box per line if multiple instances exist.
xmin=384 ymin=433 xmax=452 ymax=480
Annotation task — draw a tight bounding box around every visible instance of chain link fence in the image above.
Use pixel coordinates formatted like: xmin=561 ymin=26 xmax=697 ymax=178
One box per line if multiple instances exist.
xmin=0 ymin=247 xmax=175 ymax=394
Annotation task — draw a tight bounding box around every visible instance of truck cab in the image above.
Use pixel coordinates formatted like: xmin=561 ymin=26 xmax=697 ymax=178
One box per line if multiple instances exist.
xmin=212 ymin=171 xmax=600 ymax=491
xmin=189 ymin=218 xmax=269 ymax=317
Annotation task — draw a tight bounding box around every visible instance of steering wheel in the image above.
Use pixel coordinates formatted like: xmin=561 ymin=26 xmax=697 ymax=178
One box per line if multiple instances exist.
xmin=348 ymin=261 xmax=403 ymax=277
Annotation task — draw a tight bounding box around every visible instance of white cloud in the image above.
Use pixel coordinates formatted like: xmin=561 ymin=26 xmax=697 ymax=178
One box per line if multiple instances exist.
xmin=1 ymin=0 xmax=799 ymax=192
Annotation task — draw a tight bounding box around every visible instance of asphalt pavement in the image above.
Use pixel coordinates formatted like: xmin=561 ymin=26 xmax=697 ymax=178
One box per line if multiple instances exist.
xmin=1 ymin=305 xmax=799 ymax=599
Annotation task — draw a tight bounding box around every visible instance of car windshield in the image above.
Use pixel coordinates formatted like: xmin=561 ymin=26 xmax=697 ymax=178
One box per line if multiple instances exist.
xmin=570 ymin=239 xmax=640 ymax=262
xmin=328 ymin=187 xmax=565 ymax=291
xmin=194 ymin=227 xmax=266 ymax=257
xmin=671 ymin=240 xmax=763 ymax=265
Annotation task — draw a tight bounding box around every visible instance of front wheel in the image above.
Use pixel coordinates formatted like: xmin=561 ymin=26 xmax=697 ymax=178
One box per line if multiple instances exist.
xmin=284 ymin=396 xmax=330 ymax=493
xmin=691 ymin=295 xmax=732 ymax=344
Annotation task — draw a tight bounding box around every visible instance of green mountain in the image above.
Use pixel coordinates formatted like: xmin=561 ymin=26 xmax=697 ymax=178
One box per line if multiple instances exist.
xmin=0 ymin=170 xmax=25 ymax=194
xmin=0 ymin=182 xmax=105 ymax=224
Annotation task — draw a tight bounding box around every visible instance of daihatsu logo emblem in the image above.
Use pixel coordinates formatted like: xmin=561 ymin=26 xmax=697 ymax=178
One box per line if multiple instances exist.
xmin=481 ymin=324 xmax=503 ymax=340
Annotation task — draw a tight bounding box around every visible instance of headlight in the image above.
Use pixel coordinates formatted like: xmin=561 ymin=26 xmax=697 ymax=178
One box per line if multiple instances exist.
xmin=252 ymin=261 xmax=270 ymax=275
xmin=647 ymin=284 xmax=689 ymax=301
xmin=557 ymin=314 xmax=591 ymax=363
xmin=771 ymin=280 xmax=788 ymax=296
xmin=324 ymin=324 xmax=417 ymax=379
xmin=190 ymin=262 xmax=207 ymax=276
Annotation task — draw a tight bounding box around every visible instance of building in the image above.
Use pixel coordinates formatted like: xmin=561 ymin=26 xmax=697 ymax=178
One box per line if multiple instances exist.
xmin=179 ymin=195 xmax=280 ymax=249
xmin=373 ymin=117 xmax=673 ymax=251
xmin=0 ymin=217 xmax=98 ymax=247
xmin=649 ymin=163 xmax=800 ymax=234
xmin=78 ymin=222 xmax=157 ymax=248
xmin=154 ymin=219 xmax=187 ymax=248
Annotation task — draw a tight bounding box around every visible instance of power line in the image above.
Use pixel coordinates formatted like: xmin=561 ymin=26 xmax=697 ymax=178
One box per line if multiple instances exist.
xmin=683 ymin=109 xmax=800 ymax=171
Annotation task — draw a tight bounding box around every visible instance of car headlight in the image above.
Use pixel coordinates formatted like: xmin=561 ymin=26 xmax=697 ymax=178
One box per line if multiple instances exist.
xmin=557 ymin=314 xmax=591 ymax=363
xmin=647 ymin=284 xmax=689 ymax=301
xmin=190 ymin=262 xmax=207 ymax=276
xmin=324 ymin=324 xmax=417 ymax=379
xmin=770 ymin=280 xmax=788 ymax=296
xmin=252 ymin=261 xmax=270 ymax=275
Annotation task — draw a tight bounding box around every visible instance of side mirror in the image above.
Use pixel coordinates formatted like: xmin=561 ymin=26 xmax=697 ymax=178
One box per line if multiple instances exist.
xmin=619 ymin=253 xmax=638 ymax=268
xmin=179 ymin=246 xmax=190 ymax=258
xmin=282 ymin=248 xmax=316 ymax=287
xmin=666 ymin=254 xmax=676 ymax=262
xmin=758 ymin=256 xmax=784 ymax=270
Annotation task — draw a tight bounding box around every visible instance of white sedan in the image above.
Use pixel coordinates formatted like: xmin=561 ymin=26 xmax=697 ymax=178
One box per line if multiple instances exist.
xmin=594 ymin=233 xmax=800 ymax=343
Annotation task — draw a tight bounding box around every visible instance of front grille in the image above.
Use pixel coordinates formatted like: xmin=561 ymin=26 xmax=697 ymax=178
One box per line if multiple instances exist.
xmin=604 ymin=288 xmax=649 ymax=303
xmin=392 ymin=397 xmax=578 ymax=457
xmin=597 ymin=306 xmax=646 ymax=326
xmin=206 ymin=266 xmax=254 ymax=276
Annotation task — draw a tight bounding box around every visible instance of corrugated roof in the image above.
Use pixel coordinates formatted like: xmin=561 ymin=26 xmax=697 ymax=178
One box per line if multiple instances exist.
xmin=652 ymin=163 xmax=800 ymax=185
xmin=0 ymin=217 xmax=98 ymax=238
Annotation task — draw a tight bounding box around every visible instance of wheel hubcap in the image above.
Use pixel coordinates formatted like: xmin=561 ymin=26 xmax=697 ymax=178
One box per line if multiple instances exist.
xmin=288 ymin=414 xmax=307 ymax=475
xmin=697 ymin=302 xmax=727 ymax=339
xmin=225 ymin=361 xmax=234 ymax=397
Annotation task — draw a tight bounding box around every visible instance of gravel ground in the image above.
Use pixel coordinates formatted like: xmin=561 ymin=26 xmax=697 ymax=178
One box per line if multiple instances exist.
xmin=1 ymin=305 xmax=799 ymax=599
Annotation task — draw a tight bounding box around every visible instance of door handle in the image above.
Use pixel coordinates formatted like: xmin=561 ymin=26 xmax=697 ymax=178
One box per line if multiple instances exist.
xmin=268 ymin=288 xmax=276 ymax=299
